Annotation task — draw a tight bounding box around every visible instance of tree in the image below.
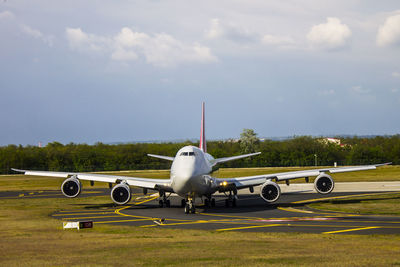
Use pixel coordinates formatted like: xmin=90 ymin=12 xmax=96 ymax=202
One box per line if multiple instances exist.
xmin=240 ymin=129 xmax=260 ymax=154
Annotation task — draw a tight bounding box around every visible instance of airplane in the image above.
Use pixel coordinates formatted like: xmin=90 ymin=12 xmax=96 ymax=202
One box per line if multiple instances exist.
xmin=12 ymin=102 xmax=390 ymax=214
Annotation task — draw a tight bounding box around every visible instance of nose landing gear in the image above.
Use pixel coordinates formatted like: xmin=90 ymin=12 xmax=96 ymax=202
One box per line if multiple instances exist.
xmin=184 ymin=197 xmax=196 ymax=214
xmin=158 ymin=191 xmax=171 ymax=208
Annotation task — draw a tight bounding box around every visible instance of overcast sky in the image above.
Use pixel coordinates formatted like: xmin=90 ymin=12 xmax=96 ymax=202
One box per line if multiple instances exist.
xmin=1 ymin=1 xmax=400 ymax=146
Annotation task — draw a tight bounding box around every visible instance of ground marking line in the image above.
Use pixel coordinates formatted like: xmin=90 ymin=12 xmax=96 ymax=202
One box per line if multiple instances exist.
xmin=62 ymin=215 xmax=123 ymax=220
xmin=133 ymin=195 xmax=159 ymax=205
xmin=199 ymin=212 xmax=266 ymax=220
xmin=53 ymin=212 xmax=115 ymax=216
xmin=323 ymin=226 xmax=381 ymax=234
xmin=216 ymin=224 xmax=281 ymax=232
xmin=292 ymin=192 xmax=397 ymax=205
xmin=278 ymin=207 xmax=314 ymax=214
xmin=95 ymin=218 xmax=152 ymax=224
xmin=140 ymin=218 xmax=255 ymax=228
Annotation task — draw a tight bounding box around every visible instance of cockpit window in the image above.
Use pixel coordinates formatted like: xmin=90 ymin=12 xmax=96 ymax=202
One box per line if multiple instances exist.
xmin=180 ymin=152 xmax=195 ymax=156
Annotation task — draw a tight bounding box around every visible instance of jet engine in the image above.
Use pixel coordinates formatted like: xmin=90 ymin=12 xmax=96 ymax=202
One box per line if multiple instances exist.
xmin=61 ymin=177 xmax=82 ymax=198
xmin=260 ymin=181 xmax=281 ymax=203
xmin=111 ymin=183 xmax=132 ymax=205
xmin=314 ymin=173 xmax=335 ymax=194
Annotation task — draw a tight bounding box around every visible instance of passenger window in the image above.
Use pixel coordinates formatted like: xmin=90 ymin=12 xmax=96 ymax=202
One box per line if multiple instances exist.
xmin=189 ymin=152 xmax=195 ymax=156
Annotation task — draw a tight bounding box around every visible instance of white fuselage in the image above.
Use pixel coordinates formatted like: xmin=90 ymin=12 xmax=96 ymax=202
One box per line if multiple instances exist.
xmin=170 ymin=146 xmax=217 ymax=197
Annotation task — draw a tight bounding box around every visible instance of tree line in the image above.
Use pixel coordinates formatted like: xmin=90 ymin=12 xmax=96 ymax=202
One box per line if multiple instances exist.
xmin=0 ymin=135 xmax=399 ymax=174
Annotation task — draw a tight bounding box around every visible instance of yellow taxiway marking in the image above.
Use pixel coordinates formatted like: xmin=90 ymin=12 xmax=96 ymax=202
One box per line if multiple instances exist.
xmin=133 ymin=195 xmax=159 ymax=205
xmin=278 ymin=207 xmax=314 ymax=214
xmin=140 ymin=218 xmax=252 ymax=228
xmin=292 ymin=192 xmax=395 ymax=205
xmin=29 ymin=192 xmax=34 ymax=195
xmin=199 ymin=212 xmax=266 ymax=220
xmin=323 ymin=226 xmax=381 ymax=234
xmin=95 ymin=218 xmax=152 ymax=224
xmin=19 ymin=194 xmax=24 ymax=197
xmin=53 ymin=214 xmax=114 ymax=216
xmin=216 ymin=224 xmax=281 ymax=232
xmin=62 ymin=215 xmax=123 ymax=220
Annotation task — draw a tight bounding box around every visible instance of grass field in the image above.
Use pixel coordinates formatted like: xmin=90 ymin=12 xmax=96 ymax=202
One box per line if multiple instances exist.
xmin=1 ymin=195 xmax=400 ymax=266
xmin=1 ymin=166 xmax=400 ymax=265
xmin=309 ymin=192 xmax=400 ymax=216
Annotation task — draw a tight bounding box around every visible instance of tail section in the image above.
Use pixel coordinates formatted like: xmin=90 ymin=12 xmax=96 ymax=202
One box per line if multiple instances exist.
xmin=199 ymin=102 xmax=207 ymax=153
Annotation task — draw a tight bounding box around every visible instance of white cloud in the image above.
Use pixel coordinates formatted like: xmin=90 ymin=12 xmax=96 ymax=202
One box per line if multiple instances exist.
xmin=0 ymin=10 xmax=14 ymax=20
xmin=65 ymin=27 xmax=217 ymax=67
xmin=205 ymin=18 xmax=257 ymax=42
xmin=318 ymin=89 xmax=335 ymax=96
xmin=261 ymin=34 xmax=295 ymax=47
xmin=307 ymin=17 xmax=351 ymax=50
xmin=20 ymin=24 xmax=54 ymax=47
xmin=350 ymin=85 xmax=371 ymax=94
xmin=392 ymin=71 xmax=400 ymax=78
xmin=65 ymin=27 xmax=110 ymax=52
xmin=377 ymin=14 xmax=400 ymax=47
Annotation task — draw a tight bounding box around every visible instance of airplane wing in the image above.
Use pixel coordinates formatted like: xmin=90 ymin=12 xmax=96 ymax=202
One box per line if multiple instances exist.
xmin=11 ymin=168 xmax=173 ymax=191
xmin=147 ymin=154 xmax=175 ymax=161
xmin=215 ymin=163 xmax=391 ymax=190
xmin=212 ymin=152 xmax=261 ymax=166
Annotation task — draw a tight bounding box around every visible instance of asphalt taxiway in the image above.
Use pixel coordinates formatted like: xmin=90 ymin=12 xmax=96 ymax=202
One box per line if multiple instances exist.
xmin=2 ymin=184 xmax=399 ymax=235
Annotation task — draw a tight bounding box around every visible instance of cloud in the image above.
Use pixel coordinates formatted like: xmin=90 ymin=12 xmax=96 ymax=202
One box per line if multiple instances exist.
xmin=0 ymin=10 xmax=14 ymax=20
xmin=205 ymin=18 xmax=257 ymax=42
xmin=20 ymin=24 xmax=54 ymax=46
xmin=307 ymin=17 xmax=351 ymax=50
xmin=261 ymin=34 xmax=295 ymax=47
xmin=65 ymin=27 xmax=217 ymax=67
xmin=393 ymin=71 xmax=400 ymax=78
xmin=376 ymin=14 xmax=400 ymax=47
xmin=350 ymin=85 xmax=371 ymax=94
xmin=65 ymin=27 xmax=110 ymax=52
xmin=318 ymin=89 xmax=335 ymax=96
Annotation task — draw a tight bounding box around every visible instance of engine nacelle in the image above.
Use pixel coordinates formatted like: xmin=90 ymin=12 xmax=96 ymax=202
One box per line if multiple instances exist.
xmin=260 ymin=181 xmax=281 ymax=203
xmin=61 ymin=177 xmax=82 ymax=198
xmin=314 ymin=173 xmax=335 ymax=194
xmin=111 ymin=183 xmax=132 ymax=205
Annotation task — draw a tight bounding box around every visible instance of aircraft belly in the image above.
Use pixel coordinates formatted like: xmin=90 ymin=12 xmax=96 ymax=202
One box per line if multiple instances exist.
xmin=172 ymin=175 xmax=214 ymax=197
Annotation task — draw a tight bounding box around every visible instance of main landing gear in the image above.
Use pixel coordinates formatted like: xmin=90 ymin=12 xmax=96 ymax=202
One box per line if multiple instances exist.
xmin=224 ymin=191 xmax=237 ymax=207
xmin=204 ymin=197 xmax=216 ymax=208
xmin=158 ymin=191 xmax=171 ymax=208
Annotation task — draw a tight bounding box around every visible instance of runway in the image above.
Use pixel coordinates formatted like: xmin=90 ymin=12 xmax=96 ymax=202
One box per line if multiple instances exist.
xmin=2 ymin=184 xmax=398 ymax=235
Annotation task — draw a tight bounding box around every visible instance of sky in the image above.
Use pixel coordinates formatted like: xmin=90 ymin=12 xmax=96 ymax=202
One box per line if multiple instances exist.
xmin=0 ymin=1 xmax=400 ymax=146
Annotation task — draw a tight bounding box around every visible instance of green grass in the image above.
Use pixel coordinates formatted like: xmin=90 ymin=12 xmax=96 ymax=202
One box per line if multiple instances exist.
xmin=1 ymin=196 xmax=400 ymax=266
xmin=308 ymin=192 xmax=400 ymax=216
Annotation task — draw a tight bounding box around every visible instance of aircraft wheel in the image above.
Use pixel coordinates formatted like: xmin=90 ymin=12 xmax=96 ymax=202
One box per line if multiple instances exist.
xmin=166 ymin=199 xmax=171 ymax=208
xmin=190 ymin=206 xmax=196 ymax=214
xmin=225 ymin=199 xmax=230 ymax=207
xmin=204 ymin=198 xmax=210 ymax=207
xmin=159 ymin=200 xmax=164 ymax=208
xmin=232 ymin=198 xmax=237 ymax=207
xmin=181 ymin=199 xmax=186 ymax=208
xmin=211 ymin=198 xmax=216 ymax=207
xmin=184 ymin=204 xmax=190 ymax=214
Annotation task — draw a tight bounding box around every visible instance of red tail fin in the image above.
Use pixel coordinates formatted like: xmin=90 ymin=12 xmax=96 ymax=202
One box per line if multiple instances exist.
xmin=199 ymin=102 xmax=207 ymax=153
